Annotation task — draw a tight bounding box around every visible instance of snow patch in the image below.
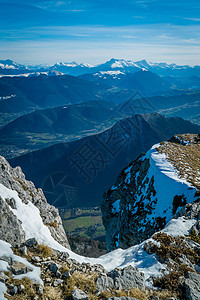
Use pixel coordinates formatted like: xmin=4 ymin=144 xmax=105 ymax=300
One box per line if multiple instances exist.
xmin=0 ymin=282 xmax=7 ymax=300
xmin=161 ymin=216 xmax=196 ymax=237
xmin=112 ymin=199 xmax=120 ymax=213
xmin=0 ymin=239 xmax=42 ymax=285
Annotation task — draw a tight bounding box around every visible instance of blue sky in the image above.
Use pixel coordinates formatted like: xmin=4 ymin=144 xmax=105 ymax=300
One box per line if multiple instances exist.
xmin=0 ymin=0 xmax=200 ymax=65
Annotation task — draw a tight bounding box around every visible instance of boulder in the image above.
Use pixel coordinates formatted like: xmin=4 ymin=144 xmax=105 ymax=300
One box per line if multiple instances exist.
xmin=49 ymin=262 xmax=59 ymax=273
xmin=11 ymin=261 xmax=27 ymax=275
xmin=24 ymin=238 xmax=38 ymax=248
xmin=10 ymin=286 xmax=18 ymax=295
xmin=72 ymin=289 xmax=88 ymax=300
xmin=96 ymin=266 xmax=145 ymax=292
xmin=96 ymin=274 xmax=114 ymax=291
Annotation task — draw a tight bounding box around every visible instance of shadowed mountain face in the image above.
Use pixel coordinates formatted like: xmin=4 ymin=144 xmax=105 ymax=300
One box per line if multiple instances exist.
xmin=0 ymin=74 xmax=108 ymax=113
xmin=1 ymin=92 xmax=200 ymax=160
xmin=9 ymin=113 xmax=200 ymax=209
xmin=0 ymin=101 xmax=116 ymax=135
xmin=79 ymin=70 xmax=171 ymax=96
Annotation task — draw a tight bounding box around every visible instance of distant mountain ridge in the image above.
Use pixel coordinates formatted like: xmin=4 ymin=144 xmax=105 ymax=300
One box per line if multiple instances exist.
xmin=1 ymin=58 xmax=200 ymax=77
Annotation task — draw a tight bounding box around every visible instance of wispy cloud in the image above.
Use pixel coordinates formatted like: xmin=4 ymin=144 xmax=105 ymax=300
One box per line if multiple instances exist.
xmin=184 ymin=18 xmax=200 ymax=22
xmin=0 ymin=0 xmax=200 ymax=65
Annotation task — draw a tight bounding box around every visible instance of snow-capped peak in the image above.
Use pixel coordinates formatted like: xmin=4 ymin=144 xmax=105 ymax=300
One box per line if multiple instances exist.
xmin=54 ymin=61 xmax=93 ymax=68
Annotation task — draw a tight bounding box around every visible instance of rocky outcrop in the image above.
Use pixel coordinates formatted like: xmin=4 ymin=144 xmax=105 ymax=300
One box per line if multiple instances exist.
xmin=0 ymin=155 xmax=70 ymax=249
xmin=96 ymin=266 xmax=145 ymax=292
xmin=102 ymin=135 xmax=199 ymax=251
xmin=185 ymin=272 xmax=200 ymax=300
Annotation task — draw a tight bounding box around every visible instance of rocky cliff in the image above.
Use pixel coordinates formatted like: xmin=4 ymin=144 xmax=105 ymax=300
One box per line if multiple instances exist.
xmin=102 ymin=134 xmax=200 ymax=251
xmin=0 ymin=152 xmax=200 ymax=299
xmin=0 ymin=155 xmax=70 ymax=249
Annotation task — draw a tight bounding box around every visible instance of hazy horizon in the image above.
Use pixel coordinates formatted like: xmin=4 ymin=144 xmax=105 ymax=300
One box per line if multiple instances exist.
xmin=1 ymin=57 xmax=200 ymax=68
xmin=0 ymin=0 xmax=200 ymax=65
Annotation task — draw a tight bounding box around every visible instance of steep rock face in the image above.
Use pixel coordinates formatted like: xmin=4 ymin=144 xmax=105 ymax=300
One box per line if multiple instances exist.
xmin=0 ymin=155 xmax=70 ymax=248
xmin=102 ymin=134 xmax=200 ymax=251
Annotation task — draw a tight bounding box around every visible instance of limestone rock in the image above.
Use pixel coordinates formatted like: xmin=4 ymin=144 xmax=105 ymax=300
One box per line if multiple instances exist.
xmin=49 ymin=262 xmax=59 ymax=273
xmin=10 ymin=286 xmax=18 ymax=295
xmin=72 ymin=289 xmax=88 ymax=300
xmin=11 ymin=261 xmax=28 ymax=275
xmin=96 ymin=266 xmax=145 ymax=292
xmin=24 ymin=238 xmax=38 ymax=248
xmin=185 ymin=272 xmax=200 ymax=300
xmin=0 ymin=155 xmax=70 ymax=249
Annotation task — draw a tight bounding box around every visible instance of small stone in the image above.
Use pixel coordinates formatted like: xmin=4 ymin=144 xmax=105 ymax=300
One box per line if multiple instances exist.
xmin=59 ymin=252 xmax=69 ymax=260
xmin=5 ymin=197 xmax=16 ymax=209
xmin=24 ymin=238 xmax=38 ymax=247
xmin=49 ymin=262 xmax=58 ymax=273
xmin=18 ymin=284 xmax=25 ymax=292
xmin=45 ymin=278 xmax=51 ymax=283
xmin=21 ymin=246 xmax=27 ymax=256
xmin=10 ymin=286 xmax=18 ymax=295
xmin=53 ymin=279 xmax=63 ymax=287
xmin=37 ymin=286 xmax=44 ymax=295
xmin=11 ymin=261 xmax=27 ymax=275
xmin=32 ymin=256 xmax=41 ymax=263
xmin=63 ymin=271 xmax=71 ymax=279
xmin=72 ymin=289 xmax=88 ymax=300
xmin=56 ymin=270 xmax=61 ymax=278
xmin=7 ymin=284 xmax=14 ymax=289
xmin=149 ymin=296 xmax=159 ymax=300
xmin=0 ymin=272 xmax=9 ymax=283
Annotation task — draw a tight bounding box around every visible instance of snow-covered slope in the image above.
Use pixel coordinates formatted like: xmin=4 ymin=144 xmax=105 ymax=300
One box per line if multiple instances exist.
xmin=0 ymin=178 xmax=196 ymax=281
xmin=0 ymin=59 xmax=27 ymax=70
xmin=101 ymin=135 xmax=200 ymax=251
xmin=0 ymin=70 xmax=64 ymax=78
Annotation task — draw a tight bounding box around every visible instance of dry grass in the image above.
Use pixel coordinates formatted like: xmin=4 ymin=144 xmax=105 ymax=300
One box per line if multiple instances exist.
xmin=99 ymin=288 xmax=176 ymax=300
xmin=44 ymin=286 xmax=64 ymax=299
xmin=5 ymin=277 xmax=40 ymax=300
xmin=37 ymin=244 xmax=53 ymax=257
xmin=12 ymin=243 xmax=53 ymax=260
xmin=152 ymin=232 xmax=200 ymax=265
xmin=150 ymin=232 xmax=200 ymax=298
xmin=157 ymin=134 xmax=200 ymax=190
xmin=99 ymin=288 xmax=148 ymax=300
xmin=46 ymin=221 xmax=58 ymax=229
xmin=14 ymin=177 xmax=34 ymax=197
xmin=63 ymin=272 xmax=98 ymax=299
xmin=187 ymin=229 xmax=200 ymax=245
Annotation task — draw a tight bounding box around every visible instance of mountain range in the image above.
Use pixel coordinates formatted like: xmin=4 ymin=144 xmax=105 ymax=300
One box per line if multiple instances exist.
xmin=1 ymin=58 xmax=200 ymax=78
xmin=1 ymin=91 xmax=200 ymax=160
xmin=9 ymin=113 xmax=200 ymax=209
xmin=0 ymin=137 xmax=200 ymax=300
